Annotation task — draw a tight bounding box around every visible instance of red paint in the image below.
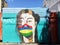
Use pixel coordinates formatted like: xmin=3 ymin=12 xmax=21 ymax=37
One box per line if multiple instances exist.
xmin=18 ymin=24 xmax=32 ymax=28
xmin=18 ymin=26 xmax=23 ymax=28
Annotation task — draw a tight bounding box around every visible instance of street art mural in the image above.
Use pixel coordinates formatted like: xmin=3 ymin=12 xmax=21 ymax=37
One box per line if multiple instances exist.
xmin=17 ymin=9 xmax=40 ymax=43
xmin=2 ymin=8 xmax=49 ymax=43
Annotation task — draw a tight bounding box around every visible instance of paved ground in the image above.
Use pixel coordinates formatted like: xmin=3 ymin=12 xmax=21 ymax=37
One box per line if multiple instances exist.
xmin=0 ymin=43 xmax=50 ymax=45
xmin=0 ymin=43 xmax=38 ymax=45
xmin=0 ymin=43 xmax=60 ymax=45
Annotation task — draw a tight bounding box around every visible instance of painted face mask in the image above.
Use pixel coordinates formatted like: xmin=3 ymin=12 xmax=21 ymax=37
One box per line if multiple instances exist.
xmin=17 ymin=13 xmax=36 ymax=43
xmin=18 ymin=24 xmax=33 ymax=37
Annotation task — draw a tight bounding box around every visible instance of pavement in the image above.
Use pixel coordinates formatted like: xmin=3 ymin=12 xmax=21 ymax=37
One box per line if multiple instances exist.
xmin=0 ymin=43 xmax=38 ymax=45
xmin=0 ymin=43 xmax=60 ymax=45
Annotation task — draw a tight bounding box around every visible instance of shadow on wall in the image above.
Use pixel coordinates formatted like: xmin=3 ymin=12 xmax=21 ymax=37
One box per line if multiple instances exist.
xmin=38 ymin=19 xmax=49 ymax=44
xmin=38 ymin=12 xmax=59 ymax=44
xmin=58 ymin=12 xmax=60 ymax=43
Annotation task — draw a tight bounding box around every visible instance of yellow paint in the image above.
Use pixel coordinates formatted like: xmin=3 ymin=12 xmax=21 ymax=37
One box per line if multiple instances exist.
xmin=19 ymin=30 xmax=32 ymax=33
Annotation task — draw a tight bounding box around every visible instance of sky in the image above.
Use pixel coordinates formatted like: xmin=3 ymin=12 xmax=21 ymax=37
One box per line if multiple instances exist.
xmin=5 ymin=0 xmax=44 ymax=8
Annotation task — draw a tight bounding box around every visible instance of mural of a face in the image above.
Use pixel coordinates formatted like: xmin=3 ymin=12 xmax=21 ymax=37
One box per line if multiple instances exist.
xmin=17 ymin=9 xmax=40 ymax=43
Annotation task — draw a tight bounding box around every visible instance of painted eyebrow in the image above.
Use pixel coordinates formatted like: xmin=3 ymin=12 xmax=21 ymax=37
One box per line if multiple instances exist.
xmin=27 ymin=18 xmax=33 ymax=19
xmin=19 ymin=17 xmax=24 ymax=19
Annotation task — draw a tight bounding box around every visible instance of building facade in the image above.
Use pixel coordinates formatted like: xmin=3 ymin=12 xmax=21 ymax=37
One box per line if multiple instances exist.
xmin=43 ymin=0 xmax=60 ymax=11
xmin=1 ymin=0 xmax=8 ymax=8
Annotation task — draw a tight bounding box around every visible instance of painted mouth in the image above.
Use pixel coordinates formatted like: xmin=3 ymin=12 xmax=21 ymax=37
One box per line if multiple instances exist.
xmin=19 ymin=29 xmax=32 ymax=37
xmin=18 ymin=24 xmax=33 ymax=37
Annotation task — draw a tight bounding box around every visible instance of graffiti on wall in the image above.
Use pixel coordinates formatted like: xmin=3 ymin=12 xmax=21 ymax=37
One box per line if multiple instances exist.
xmin=2 ymin=8 xmax=49 ymax=43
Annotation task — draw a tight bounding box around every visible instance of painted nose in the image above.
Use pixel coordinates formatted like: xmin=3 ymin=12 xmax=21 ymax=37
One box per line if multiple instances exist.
xmin=24 ymin=20 xmax=28 ymax=24
xmin=23 ymin=24 xmax=29 ymax=29
xmin=24 ymin=24 xmax=28 ymax=26
xmin=23 ymin=24 xmax=28 ymax=27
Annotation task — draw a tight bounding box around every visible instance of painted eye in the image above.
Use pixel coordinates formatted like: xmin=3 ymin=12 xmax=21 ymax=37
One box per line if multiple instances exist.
xmin=18 ymin=20 xmax=23 ymax=23
xmin=28 ymin=20 xmax=32 ymax=22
